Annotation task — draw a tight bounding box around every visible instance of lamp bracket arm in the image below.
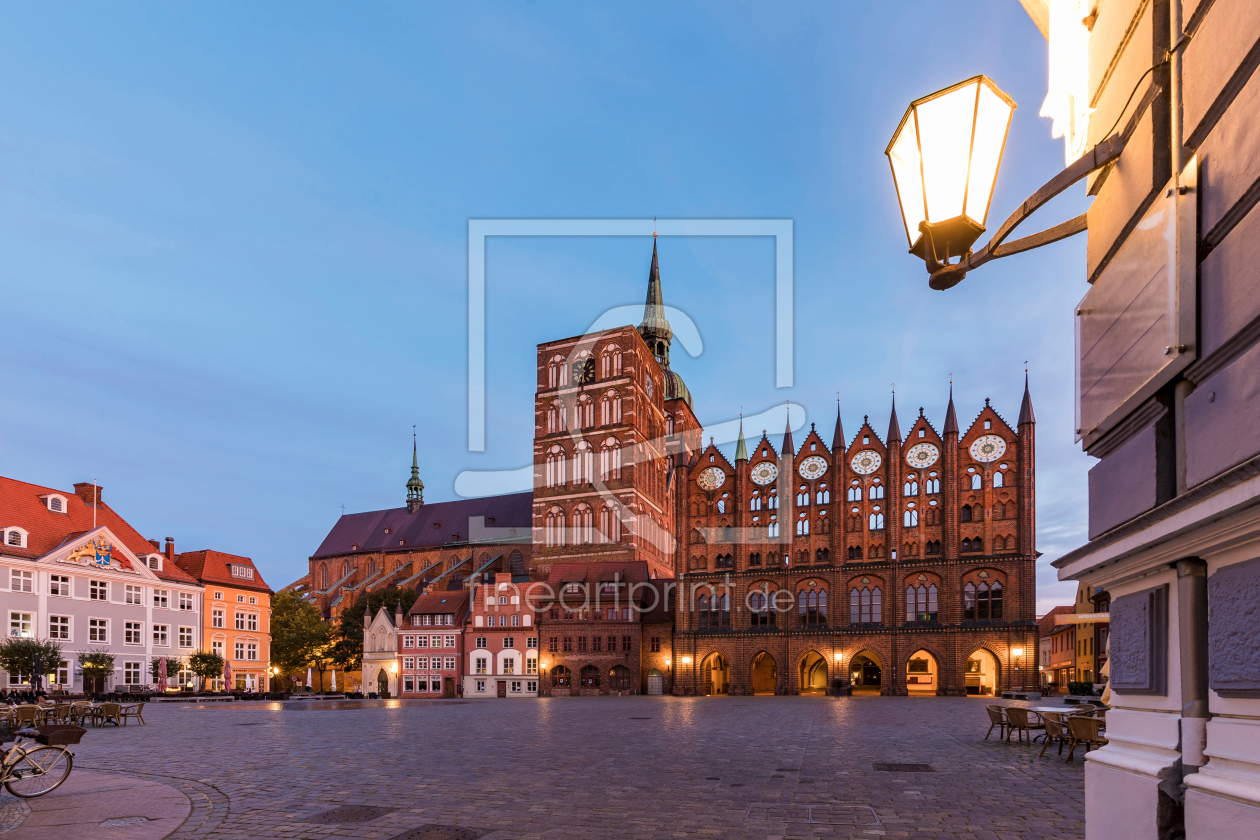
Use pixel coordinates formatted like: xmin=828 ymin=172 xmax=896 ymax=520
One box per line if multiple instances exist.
xmin=964 ymin=133 xmax=1127 ymax=272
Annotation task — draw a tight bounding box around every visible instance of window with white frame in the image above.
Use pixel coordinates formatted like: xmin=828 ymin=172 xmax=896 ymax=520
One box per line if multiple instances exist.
xmin=526 ymin=656 xmax=538 ymax=674
xmin=248 ymin=596 xmax=257 ymax=605
xmin=51 ymin=660 xmax=69 ymax=686
xmin=402 ymin=635 xmax=415 ymax=648
xmin=4 ymin=529 xmax=27 ymax=548
xmin=527 ymin=637 xmax=538 ymax=648
xmin=9 ymin=612 xmax=33 ymax=638
xmin=416 ymin=636 xmax=428 ymax=648
xmin=475 ymin=656 xmax=487 ymax=674
xmin=47 ymin=495 xmax=66 ymax=513
xmin=443 ymin=656 xmax=456 ymax=670
xmin=124 ymin=662 xmax=142 ymax=684
xmin=153 ymin=589 xmax=169 ymax=609
xmin=417 ymin=656 xmax=428 ymax=670
xmin=230 ymin=564 xmax=255 ymax=580
xmin=246 ymin=643 xmax=258 ymax=661
xmin=89 ymin=618 xmax=108 ymax=642
xmin=10 ymin=570 xmax=32 ymax=593
xmin=213 ymin=591 xmax=222 ymax=600
xmin=147 ymin=555 xmax=162 ymax=571
xmin=212 ymin=609 xmax=224 ymax=629
xmin=403 ymin=676 xmax=415 ymax=692
xmin=178 ymin=626 xmax=194 ymax=648
xmin=90 ymin=580 xmax=107 ymax=601
xmin=475 ymin=680 xmax=485 ymax=692
xmin=503 ymin=637 xmax=515 ymax=648
xmin=179 ymin=593 xmax=195 ymax=611
xmin=235 ymin=641 xmax=245 ymax=660
xmin=236 ymin=594 xmax=244 ymax=603
xmin=125 ymin=584 xmax=143 ymax=605
xmin=527 ymin=680 xmax=538 ymax=692
xmin=402 ymin=657 xmax=415 ymax=670
xmin=211 ymin=640 xmax=224 ymax=657
xmin=50 ymin=575 xmax=70 ymax=597
xmin=247 ymin=613 xmax=258 ymax=632
xmin=153 ymin=624 xmax=169 ymax=646
xmin=49 ymin=615 xmax=70 ymax=640
xmin=443 ymin=635 xmax=455 ymax=648
xmin=475 ymin=637 xmax=487 ymax=648
xmin=430 ymin=635 xmax=441 ymax=648
xmin=124 ymin=621 xmax=143 ymax=645
xmin=235 ymin=612 xmax=245 ymax=630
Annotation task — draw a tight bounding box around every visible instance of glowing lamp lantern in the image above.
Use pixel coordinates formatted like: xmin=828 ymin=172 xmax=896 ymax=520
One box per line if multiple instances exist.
xmin=886 ymin=76 xmax=1016 ymax=271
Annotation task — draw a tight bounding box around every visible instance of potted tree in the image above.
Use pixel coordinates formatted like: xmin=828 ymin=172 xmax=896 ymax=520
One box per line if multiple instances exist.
xmin=77 ymin=649 xmax=115 ymax=698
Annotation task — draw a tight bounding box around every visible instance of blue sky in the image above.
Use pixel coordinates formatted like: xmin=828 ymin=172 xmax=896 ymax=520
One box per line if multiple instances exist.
xmin=0 ymin=1 xmax=1091 ymax=611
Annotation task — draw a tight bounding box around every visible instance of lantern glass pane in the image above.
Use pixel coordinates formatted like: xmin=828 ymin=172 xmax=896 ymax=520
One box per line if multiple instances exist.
xmin=888 ymin=118 xmax=925 ymax=247
xmin=915 ymin=80 xmax=979 ymax=223
xmin=965 ymin=83 xmax=1014 ymax=226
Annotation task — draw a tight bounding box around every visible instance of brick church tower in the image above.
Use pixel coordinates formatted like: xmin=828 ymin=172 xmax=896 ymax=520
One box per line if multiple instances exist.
xmin=530 ymin=238 xmax=701 ymax=580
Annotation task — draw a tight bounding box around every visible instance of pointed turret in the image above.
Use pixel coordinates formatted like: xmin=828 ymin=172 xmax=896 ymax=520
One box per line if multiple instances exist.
xmin=781 ymin=409 xmax=795 ymax=461
xmin=406 ymin=436 xmax=424 ymax=513
xmin=832 ymin=402 xmax=845 ymax=450
xmin=1018 ymin=373 xmax=1035 ymax=425
xmin=735 ymin=415 xmax=748 ymax=462
xmin=887 ymin=394 xmax=902 ymax=442
xmin=943 ymin=386 xmax=959 ymax=436
xmin=638 ymin=239 xmax=673 ymax=365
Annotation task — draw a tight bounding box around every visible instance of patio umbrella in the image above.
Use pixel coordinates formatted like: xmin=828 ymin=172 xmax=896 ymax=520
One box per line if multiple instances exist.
xmin=305 ymin=667 xmax=312 ymax=689
xmin=223 ymin=659 xmax=233 ymax=690
xmin=158 ymin=657 xmax=168 ymax=692
xmin=331 ymin=669 xmax=336 ymax=691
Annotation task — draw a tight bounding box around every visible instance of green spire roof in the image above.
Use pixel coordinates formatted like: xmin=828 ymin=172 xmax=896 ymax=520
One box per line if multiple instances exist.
xmin=406 ymin=436 xmax=424 ymax=509
xmin=735 ymin=415 xmax=748 ymax=462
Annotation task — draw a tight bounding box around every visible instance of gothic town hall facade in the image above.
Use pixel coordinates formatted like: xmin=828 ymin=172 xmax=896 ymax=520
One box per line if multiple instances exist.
xmin=303 ymin=241 xmax=1039 ymax=697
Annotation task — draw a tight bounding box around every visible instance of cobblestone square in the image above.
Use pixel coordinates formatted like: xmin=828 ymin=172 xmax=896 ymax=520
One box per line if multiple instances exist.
xmin=7 ymin=696 xmax=1086 ymax=840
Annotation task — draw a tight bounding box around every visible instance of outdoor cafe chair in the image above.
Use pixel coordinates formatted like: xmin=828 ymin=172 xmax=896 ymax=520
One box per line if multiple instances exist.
xmin=119 ymin=703 xmax=145 ymax=726
xmin=1065 ymin=714 xmax=1108 ymax=762
xmin=984 ymin=705 xmax=1009 ymax=741
xmin=12 ymin=706 xmax=40 ymax=727
xmin=96 ymin=703 xmax=122 ymax=727
xmin=68 ymin=703 xmax=94 ymax=727
xmin=1039 ymin=712 xmax=1073 ymax=758
xmin=1005 ymin=707 xmax=1045 ymax=744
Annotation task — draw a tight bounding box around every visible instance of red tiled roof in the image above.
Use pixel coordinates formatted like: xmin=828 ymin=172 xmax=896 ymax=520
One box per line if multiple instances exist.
xmin=174 ymin=549 xmax=272 ymax=594
xmin=1038 ymin=605 xmax=1074 ymax=637
xmin=0 ymin=475 xmax=197 ymax=585
xmin=406 ymin=590 xmax=470 ymax=621
xmin=543 ymin=561 xmax=650 ymax=588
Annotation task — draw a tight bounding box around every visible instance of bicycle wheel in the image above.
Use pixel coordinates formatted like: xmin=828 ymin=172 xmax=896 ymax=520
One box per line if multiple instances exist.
xmin=5 ymin=746 xmax=73 ymax=798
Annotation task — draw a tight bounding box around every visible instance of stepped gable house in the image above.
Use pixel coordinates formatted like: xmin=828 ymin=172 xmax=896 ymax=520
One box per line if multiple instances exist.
xmin=310 ymin=240 xmax=1038 ymax=696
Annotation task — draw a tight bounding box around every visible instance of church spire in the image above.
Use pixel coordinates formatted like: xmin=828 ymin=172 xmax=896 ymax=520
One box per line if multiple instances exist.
xmin=1018 ymin=372 xmax=1036 ymax=425
xmin=887 ymin=392 xmax=902 ymax=442
xmin=406 ymin=433 xmax=424 ymax=513
xmin=781 ymin=407 xmax=795 ymax=461
xmin=832 ymin=400 xmax=846 ymax=451
xmin=943 ymin=384 xmax=959 ymax=436
xmin=638 ymin=238 xmax=673 ymax=366
xmin=735 ymin=414 xmax=748 ymax=462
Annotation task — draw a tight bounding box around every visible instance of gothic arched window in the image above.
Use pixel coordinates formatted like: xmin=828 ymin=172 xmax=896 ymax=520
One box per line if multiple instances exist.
xmin=971 ymin=474 xmax=982 ymax=490
xmin=904 ymin=509 xmax=918 ymax=527
xmin=994 ymin=471 xmax=1005 ymax=487
xmin=869 ymin=513 xmax=885 ymax=530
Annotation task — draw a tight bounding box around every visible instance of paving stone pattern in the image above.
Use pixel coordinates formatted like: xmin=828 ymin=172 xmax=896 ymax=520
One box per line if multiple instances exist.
xmin=66 ymin=697 xmax=1083 ymax=839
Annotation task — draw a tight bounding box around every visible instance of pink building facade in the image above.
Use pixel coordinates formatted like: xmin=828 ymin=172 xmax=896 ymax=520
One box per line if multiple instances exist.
xmin=464 ymin=573 xmax=540 ymax=698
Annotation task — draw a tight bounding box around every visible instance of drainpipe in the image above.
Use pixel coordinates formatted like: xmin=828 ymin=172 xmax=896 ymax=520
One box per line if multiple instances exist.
xmin=1176 ymin=558 xmax=1209 ymax=782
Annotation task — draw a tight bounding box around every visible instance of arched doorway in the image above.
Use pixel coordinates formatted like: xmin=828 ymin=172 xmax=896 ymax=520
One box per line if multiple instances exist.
xmin=647 ymin=668 xmax=664 ymax=695
xmin=751 ymin=652 xmax=777 ymax=695
xmin=376 ymin=668 xmax=389 ymax=698
xmin=965 ymin=649 xmax=1000 ymax=696
xmin=799 ymin=651 xmax=828 ymax=695
xmin=906 ymin=649 xmax=939 ymax=695
xmin=702 ymin=653 xmax=730 ymax=695
xmin=609 ymin=665 xmax=631 ymax=692
xmin=850 ymin=651 xmax=882 ymax=695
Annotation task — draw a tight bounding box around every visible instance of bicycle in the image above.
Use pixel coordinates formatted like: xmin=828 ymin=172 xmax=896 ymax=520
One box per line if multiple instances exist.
xmin=0 ymin=724 xmax=77 ymax=798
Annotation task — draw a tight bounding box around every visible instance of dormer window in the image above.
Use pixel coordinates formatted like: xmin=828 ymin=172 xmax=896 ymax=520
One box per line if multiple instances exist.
xmin=384 ymin=528 xmax=391 ymax=535
xmin=4 ymin=528 xmax=28 ymax=548
xmin=45 ymin=495 xmax=68 ymax=513
xmin=230 ymin=564 xmax=255 ymax=581
xmin=147 ymin=555 xmax=163 ymax=571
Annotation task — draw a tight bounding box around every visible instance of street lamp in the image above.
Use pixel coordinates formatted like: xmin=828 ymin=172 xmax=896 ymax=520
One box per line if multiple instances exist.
xmin=888 ymin=75 xmax=1126 ymax=290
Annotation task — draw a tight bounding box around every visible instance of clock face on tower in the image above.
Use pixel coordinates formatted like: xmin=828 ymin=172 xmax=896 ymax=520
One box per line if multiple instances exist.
xmin=750 ymin=462 xmax=779 ymax=485
xmin=850 ymin=450 xmax=882 ymax=475
xmin=905 ymin=443 xmax=939 ymax=469
xmin=970 ymin=434 xmax=1007 ymax=462
xmin=571 ymin=359 xmax=595 ymax=385
xmin=697 ymin=467 xmax=726 ymax=491
xmin=798 ymin=456 xmax=827 ymax=480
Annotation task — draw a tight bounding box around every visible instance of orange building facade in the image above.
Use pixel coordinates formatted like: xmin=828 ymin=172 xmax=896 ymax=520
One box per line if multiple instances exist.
xmin=174 ymin=549 xmax=273 ymax=691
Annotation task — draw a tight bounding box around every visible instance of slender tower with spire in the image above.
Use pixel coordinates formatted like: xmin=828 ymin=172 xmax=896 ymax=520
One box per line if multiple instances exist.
xmin=638 ymin=238 xmax=673 ymax=366
xmin=406 ymin=434 xmax=424 ymax=513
